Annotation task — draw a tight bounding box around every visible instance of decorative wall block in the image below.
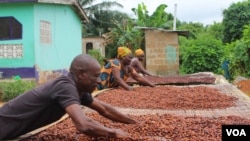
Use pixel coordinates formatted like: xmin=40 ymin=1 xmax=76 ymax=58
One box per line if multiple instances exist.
xmin=0 ymin=44 xmax=23 ymax=58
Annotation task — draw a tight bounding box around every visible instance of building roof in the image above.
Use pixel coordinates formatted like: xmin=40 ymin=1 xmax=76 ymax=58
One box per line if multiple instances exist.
xmin=0 ymin=0 xmax=89 ymax=23
xmin=135 ymin=27 xmax=190 ymax=37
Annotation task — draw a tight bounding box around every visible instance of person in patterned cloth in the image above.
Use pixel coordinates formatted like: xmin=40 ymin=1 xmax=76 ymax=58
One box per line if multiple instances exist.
xmin=96 ymin=47 xmax=155 ymax=91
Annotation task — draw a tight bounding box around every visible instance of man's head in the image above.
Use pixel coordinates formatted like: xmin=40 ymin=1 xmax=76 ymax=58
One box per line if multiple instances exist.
xmin=135 ymin=49 xmax=145 ymax=61
xmin=117 ymin=47 xmax=133 ymax=65
xmin=70 ymin=54 xmax=101 ymax=93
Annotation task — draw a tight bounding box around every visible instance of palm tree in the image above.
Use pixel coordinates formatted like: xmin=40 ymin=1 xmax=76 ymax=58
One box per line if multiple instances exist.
xmin=78 ymin=0 xmax=124 ymax=36
xmin=79 ymin=0 xmax=123 ymax=18
xmin=104 ymin=3 xmax=174 ymax=52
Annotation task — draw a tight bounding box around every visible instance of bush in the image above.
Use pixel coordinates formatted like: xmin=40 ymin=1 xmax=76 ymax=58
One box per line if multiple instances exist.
xmin=180 ymin=34 xmax=224 ymax=74
xmin=223 ymin=25 xmax=250 ymax=79
xmin=0 ymin=79 xmax=36 ymax=102
xmin=88 ymin=49 xmax=105 ymax=66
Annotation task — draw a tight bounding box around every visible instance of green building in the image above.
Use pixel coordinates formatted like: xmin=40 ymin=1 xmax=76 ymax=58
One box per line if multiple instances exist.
xmin=0 ymin=0 xmax=88 ymax=83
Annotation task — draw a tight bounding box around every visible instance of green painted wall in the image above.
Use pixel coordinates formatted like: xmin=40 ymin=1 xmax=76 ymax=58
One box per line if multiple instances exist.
xmin=0 ymin=3 xmax=83 ymax=71
xmin=0 ymin=3 xmax=35 ymax=67
xmin=34 ymin=4 xmax=82 ymax=70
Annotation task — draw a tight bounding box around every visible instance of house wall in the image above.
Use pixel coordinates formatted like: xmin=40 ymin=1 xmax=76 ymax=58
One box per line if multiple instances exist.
xmin=0 ymin=3 xmax=36 ymax=78
xmin=34 ymin=3 xmax=82 ymax=70
xmin=82 ymin=37 xmax=105 ymax=57
xmin=145 ymin=30 xmax=179 ymax=76
xmin=0 ymin=3 xmax=83 ymax=83
xmin=33 ymin=3 xmax=83 ymax=84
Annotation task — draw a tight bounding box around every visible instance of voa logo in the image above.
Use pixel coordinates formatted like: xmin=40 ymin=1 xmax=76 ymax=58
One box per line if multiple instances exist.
xmin=226 ymin=129 xmax=246 ymax=136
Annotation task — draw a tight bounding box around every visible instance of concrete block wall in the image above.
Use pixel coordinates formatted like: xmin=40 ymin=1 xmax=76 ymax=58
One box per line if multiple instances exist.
xmin=82 ymin=37 xmax=105 ymax=57
xmin=145 ymin=30 xmax=179 ymax=76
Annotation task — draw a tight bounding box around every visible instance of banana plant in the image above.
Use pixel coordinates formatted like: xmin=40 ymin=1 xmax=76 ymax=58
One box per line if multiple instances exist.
xmin=104 ymin=2 xmax=174 ymax=56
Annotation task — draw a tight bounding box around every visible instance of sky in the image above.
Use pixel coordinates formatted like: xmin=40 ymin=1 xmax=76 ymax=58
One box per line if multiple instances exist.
xmin=110 ymin=0 xmax=245 ymax=25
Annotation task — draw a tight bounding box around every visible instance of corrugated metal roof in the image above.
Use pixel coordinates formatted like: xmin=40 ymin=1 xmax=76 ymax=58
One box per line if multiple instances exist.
xmin=0 ymin=0 xmax=89 ymax=23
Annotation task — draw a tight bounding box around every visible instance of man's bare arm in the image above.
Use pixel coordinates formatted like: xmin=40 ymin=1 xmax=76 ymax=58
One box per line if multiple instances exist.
xmin=87 ymin=99 xmax=137 ymax=124
xmin=65 ymin=104 xmax=131 ymax=138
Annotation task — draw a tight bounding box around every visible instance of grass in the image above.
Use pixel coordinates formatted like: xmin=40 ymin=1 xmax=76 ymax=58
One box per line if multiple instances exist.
xmin=0 ymin=79 xmax=37 ymax=102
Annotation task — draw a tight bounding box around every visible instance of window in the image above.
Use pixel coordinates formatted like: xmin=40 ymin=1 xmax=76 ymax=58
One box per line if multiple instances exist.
xmin=0 ymin=17 xmax=22 ymax=40
xmin=40 ymin=21 xmax=51 ymax=44
xmin=86 ymin=42 xmax=93 ymax=53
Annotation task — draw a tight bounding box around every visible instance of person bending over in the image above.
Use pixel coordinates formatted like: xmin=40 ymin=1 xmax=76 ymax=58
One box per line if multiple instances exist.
xmin=131 ymin=49 xmax=153 ymax=76
xmin=0 ymin=54 xmax=137 ymax=140
xmin=97 ymin=47 xmax=155 ymax=91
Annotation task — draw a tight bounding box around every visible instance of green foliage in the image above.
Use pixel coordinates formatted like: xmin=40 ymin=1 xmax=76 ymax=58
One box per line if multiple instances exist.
xmin=205 ymin=22 xmax=224 ymax=40
xmin=227 ymin=25 xmax=250 ymax=78
xmin=243 ymin=24 xmax=250 ymax=43
xmin=178 ymin=22 xmax=204 ymax=39
xmin=0 ymin=79 xmax=36 ymax=102
xmin=105 ymin=3 xmax=174 ymax=57
xmin=223 ymin=42 xmax=236 ymax=62
xmin=105 ymin=19 xmax=144 ymax=52
xmin=105 ymin=44 xmax=118 ymax=58
xmin=222 ymin=0 xmax=250 ymax=43
xmin=82 ymin=10 xmax=130 ymax=36
xmin=79 ymin=0 xmax=123 ymax=16
xmin=132 ymin=3 xmax=173 ymax=29
xmin=88 ymin=49 xmax=105 ymax=66
xmin=230 ymin=41 xmax=250 ymax=77
xmin=180 ymin=34 xmax=224 ymax=74
xmin=79 ymin=0 xmax=124 ymax=36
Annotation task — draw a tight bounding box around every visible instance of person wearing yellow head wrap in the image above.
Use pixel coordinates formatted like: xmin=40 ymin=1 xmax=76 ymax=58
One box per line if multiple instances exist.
xmin=135 ymin=49 xmax=144 ymax=57
xmin=131 ymin=48 xmax=153 ymax=76
xmin=97 ymin=47 xmax=155 ymax=91
xmin=117 ymin=47 xmax=132 ymax=58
